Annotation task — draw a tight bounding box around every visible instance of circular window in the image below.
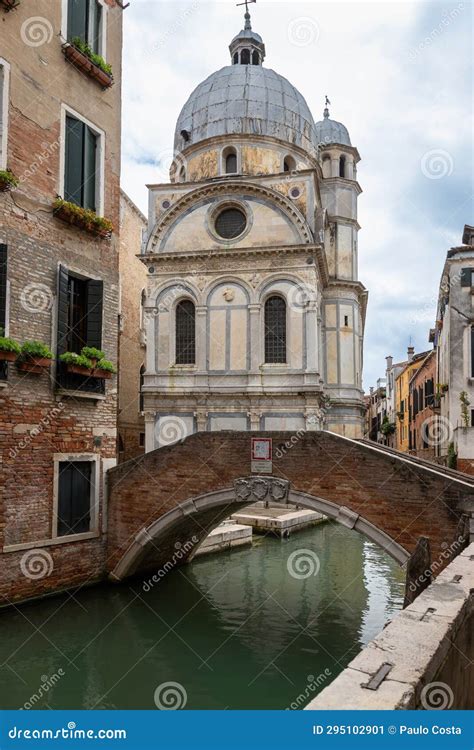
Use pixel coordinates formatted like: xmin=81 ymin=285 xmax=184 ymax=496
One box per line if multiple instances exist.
xmin=162 ymin=200 xmax=171 ymax=210
xmin=215 ymin=208 xmax=247 ymax=240
xmin=290 ymin=187 xmax=301 ymax=199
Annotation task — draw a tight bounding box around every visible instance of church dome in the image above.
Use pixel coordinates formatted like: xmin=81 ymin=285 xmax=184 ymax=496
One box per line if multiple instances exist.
xmin=314 ymin=107 xmax=351 ymax=147
xmin=174 ymin=64 xmax=317 ymax=156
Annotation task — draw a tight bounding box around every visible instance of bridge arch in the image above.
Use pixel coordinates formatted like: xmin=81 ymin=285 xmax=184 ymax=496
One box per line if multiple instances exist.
xmin=110 ymin=480 xmax=410 ymax=582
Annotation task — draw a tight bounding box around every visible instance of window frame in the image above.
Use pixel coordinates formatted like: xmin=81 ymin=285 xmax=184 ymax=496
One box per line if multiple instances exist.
xmin=175 ymin=298 xmax=196 ymax=366
xmin=59 ymin=103 xmax=105 ymax=216
xmin=0 ymin=57 xmax=10 ymax=171
xmin=62 ymin=0 xmax=108 ymax=59
xmin=264 ymin=294 xmax=288 ymax=365
xmin=52 ymin=453 xmax=100 ymax=542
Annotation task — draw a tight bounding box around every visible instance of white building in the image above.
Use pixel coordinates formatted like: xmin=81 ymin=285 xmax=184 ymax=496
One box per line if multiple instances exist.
xmin=435 ymin=225 xmax=474 ymax=473
xmin=140 ymin=10 xmax=368 ymax=450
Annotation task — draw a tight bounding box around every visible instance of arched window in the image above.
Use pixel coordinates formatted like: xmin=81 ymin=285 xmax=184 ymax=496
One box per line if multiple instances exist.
xmin=176 ymin=300 xmax=196 ymax=365
xmin=139 ymin=364 xmax=145 ymax=412
xmin=179 ymin=166 xmax=186 ymax=183
xmin=264 ymin=296 xmax=287 ymax=364
xmin=283 ymin=155 xmax=296 ymax=173
xmin=233 ymin=52 xmax=239 ymax=65
xmin=252 ymin=50 xmax=259 ymax=65
xmin=241 ymin=49 xmax=250 ymax=65
xmin=339 ymin=156 xmax=346 ymax=178
xmin=225 ymin=148 xmax=237 ymax=174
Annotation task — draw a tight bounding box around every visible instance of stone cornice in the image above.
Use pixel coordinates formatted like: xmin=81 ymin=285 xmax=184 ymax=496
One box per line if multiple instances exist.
xmin=146 ymin=180 xmax=316 ymax=253
xmin=321 ymin=178 xmax=363 ymax=196
xmin=325 ymin=279 xmax=369 ymax=323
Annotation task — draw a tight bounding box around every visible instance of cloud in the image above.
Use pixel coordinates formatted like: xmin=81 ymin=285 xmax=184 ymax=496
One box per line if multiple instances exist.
xmin=121 ymin=0 xmax=473 ymax=389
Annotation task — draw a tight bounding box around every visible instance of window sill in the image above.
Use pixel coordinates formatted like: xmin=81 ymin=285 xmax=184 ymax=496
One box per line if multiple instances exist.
xmin=3 ymin=531 xmax=100 ymax=553
xmin=56 ymin=388 xmax=106 ymax=401
xmin=62 ymin=43 xmax=113 ymax=89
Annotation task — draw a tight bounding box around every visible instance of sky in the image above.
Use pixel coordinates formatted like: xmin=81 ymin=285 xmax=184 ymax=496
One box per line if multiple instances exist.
xmin=121 ymin=0 xmax=473 ymax=389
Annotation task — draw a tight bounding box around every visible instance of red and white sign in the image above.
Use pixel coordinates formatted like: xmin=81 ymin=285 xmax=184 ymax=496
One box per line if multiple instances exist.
xmin=251 ymin=438 xmax=272 ymax=462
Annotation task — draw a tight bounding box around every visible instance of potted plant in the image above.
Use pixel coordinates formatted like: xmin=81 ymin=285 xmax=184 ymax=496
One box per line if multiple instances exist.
xmin=59 ymin=351 xmax=94 ymax=376
xmin=0 ymin=329 xmax=21 ymax=362
xmin=0 ymin=169 xmax=19 ymax=192
xmin=81 ymin=347 xmax=105 ymax=368
xmin=17 ymin=341 xmax=53 ymax=373
xmin=93 ymin=358 xmax=116 ymax=380
xmin=62 ymin=37 xmax=113 ymax=88
xmin=53 ymin=198 xmax=113 ymax=239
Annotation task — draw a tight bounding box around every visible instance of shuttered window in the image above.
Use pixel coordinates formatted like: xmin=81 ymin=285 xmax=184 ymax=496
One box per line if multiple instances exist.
xmin=57 ymin=265 xmax=104 ymax=393
xmin=67 ymin=0 xmax=103 ymax=54
xmin=461 ymin=268 xmax=473 ymax=287
xmin=65 ymin=114 xmax=98 ymax=211
xmin=265 ymin=296 xmax=287 ymax=364
xmin=175 ymin=300 xmax=196 ymax=365
xmin=57 ymin=461 xmax=92 ymax=537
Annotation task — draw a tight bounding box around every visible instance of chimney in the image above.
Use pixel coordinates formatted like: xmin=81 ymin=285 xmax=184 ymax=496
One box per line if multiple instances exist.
xmin=386 ymin=355 xmax=393 ymax=370
xmin=407 ymin=346 xmax=415 ymax=362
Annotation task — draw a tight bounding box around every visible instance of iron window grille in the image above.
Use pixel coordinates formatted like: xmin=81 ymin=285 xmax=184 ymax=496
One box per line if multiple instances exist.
xmin=215 ymin=208 xmax=247 ymax=239
xmin=176 ymin=300 xmax=196 ymax=365
xmin=264 ymin=296 xmax=287 ymax=364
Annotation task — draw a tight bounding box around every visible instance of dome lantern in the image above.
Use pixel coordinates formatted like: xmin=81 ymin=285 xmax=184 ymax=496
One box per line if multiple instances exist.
xmin=229 ymin=7 xmax=266 ymax=66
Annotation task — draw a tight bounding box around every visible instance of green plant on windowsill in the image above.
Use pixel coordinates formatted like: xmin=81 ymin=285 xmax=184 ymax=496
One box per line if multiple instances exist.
xmin=81 ymin=347 xmax=105 ymax=363
xmin=71 ymin=37 xmax=113 ymax=77
xmin=95 ymin=358 xmax=116 ymax=374
xmin=60 ymin=349 xmax=116 ymax=379
xmin=53 ymin=198 xmax=113 ymax=238
xmin=447 ymin=442 xmax=457 ymax=470
xmin=0 ymin=328 xmax=21 ymax=362
xmin=17 ymin=341 xmax=53 ymax=373
xmin=380 ymin=416 xmax=396 ymax=436
xmin=0 ymin=169 xmax=19 ymax=191
xmin=60 ymin=352 xmax=94 ymax=369
xmin=460 ymin=390 xmax=470 ymax=429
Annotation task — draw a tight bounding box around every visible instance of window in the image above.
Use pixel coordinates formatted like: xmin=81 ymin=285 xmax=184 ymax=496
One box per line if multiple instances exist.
xmin=252 ymin=51 xmax=260 ymax=65
xmin=175 ymin=300 xmax=196 ymax=365
xmin=64 ymin=114 xmax=99 ymax=211
xmin=57 ymin=460 xmax=93 ymax=537
xmin=139 ymin=364 xmax=145 ymax=412
xmin=283 ymin=155 xmax=296 ymax=173
xmin=0 ymin=59 xmax=10 ymax=170
xmin=139 ymin=433 xmax=145 ymax=447
xmin=461 ymin=268 xmax=473 ymax=287
xmin=233 ymin=52 xmax=239 ymax=65
xmin=241 ymin=49 xmax=250 ymax=65
xmin=215 ymin=208 xmax=247 ymax=239
xmin=67 ymin=0 xmax=103 ymax=55
xmin=339 ymin=156 xmax=346 ymax=178
xmin=344 ymin=315 xmax=349 ymax=327
xmin=0 ymin=244 xmax=7 ymax=381
xmin=225 ymin=149 xmax=237 ymax=174
xmin=57 ymin=265 xmax=104 ymax=393
xmin=265 ymin=296 xmax=287 ymax=364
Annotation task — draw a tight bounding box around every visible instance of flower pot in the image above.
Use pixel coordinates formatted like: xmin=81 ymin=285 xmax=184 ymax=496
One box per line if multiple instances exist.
xmin=62 ymin=43 xmax=113 ymax=88
xmin=65 ymin=363 xmax=93 ymax=377
xmin=93 ymin=368 xmax=112 ymax=380
xmin=18 ymin=357 xmax=51 ymax=374
xmin=53 ymin=202 xmax=113 ymax=239
xmin=0 ymin=350 xmax=18 ymax=362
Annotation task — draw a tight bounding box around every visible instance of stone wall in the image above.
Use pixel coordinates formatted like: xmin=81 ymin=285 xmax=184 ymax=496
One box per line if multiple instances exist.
xmin=305 ymin=543 xmax=474 ymax=710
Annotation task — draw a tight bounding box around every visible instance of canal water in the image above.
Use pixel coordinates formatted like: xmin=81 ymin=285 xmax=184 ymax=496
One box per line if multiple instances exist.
xmin=0 ymin=522 xmax=405 ymax=710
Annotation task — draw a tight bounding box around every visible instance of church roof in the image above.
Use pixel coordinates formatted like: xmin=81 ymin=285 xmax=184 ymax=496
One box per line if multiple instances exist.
xmin=314 ymin=107 xmax=352 ymax=147
xmin=174 ymin=64 xmax=318 ymax=156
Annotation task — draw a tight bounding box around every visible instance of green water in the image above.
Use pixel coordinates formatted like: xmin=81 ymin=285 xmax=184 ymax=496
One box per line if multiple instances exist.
xmin=0 ymin=523 xmax=405 ymax=710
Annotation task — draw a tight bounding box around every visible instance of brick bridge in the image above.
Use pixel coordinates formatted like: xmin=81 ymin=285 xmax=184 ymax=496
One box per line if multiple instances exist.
xmin=107 ymin=432 xmax=474 ymax=600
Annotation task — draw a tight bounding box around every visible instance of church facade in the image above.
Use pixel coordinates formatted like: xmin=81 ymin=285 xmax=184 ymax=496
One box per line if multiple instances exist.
xmin=140 ymin=11 xmax=367 ymax=450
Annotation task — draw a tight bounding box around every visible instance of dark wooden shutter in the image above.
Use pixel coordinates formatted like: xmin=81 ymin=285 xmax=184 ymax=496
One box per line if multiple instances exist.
xmin=90 ymin=0 xmax=102 ymax=53
xmin=57 ymin=265 xmax=70 ymax=356
xmin=58 ymin=461 xmax=92 ymax=536
xmin=67 ymin=0 xmax=88 ymax=41
xmin=461 ymin=268 xmax=472 ymax=287
xmin=65 ymin=115 xmax=85 ymax=206
xmin=86 ymin=279 xmax=103 ymax=350
xmin=83 ymin=125 xmax=97 ymax=212
xmin=0 ymin=244 xmax=7 ymax=334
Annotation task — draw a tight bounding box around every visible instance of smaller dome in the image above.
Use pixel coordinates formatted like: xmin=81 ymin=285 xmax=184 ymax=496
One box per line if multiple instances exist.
xmin=314 ymin=107 xmax=351 ymax=147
